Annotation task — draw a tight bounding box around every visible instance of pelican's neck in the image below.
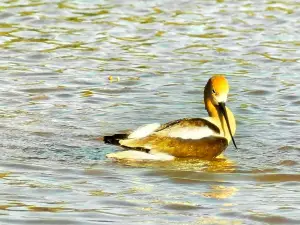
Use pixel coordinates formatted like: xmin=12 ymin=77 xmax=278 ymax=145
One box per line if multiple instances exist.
xmin=204 ymin=79 xmax=219 ymax=118
xmin=205 ymin=99 xmax=236 ymax=143
xmin=205 ymin=98 xmax=219 ymax=118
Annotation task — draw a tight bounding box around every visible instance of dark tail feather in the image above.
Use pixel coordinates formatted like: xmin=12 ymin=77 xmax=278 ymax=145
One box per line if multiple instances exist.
xmin=104 ymin=133 xmax=129 ymax=145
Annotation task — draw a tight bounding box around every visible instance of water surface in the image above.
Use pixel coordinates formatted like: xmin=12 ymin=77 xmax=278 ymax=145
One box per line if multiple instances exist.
xmin=1 ymin=0 xmax=300 ymax=224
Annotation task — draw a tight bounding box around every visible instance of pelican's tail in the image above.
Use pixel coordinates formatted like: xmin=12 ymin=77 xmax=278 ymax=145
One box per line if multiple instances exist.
xmin=104 ymin=133 xmax=129 ymax=145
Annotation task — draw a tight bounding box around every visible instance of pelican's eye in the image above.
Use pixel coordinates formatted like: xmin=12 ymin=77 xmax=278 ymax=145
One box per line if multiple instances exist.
xmin=212 ymin=89 xmax=216 ymax=94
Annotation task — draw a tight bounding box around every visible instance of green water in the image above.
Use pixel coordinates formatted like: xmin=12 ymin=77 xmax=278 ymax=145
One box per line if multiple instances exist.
xmin=1 ymin=0 xmax=300 ymax=224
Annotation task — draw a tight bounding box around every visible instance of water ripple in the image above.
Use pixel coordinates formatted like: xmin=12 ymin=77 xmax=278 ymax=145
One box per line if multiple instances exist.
xmin=0 ymin=0 xmax=300 ymax=224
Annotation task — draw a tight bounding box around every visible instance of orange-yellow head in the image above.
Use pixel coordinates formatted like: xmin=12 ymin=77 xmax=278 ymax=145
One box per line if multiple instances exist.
xmin=208 ymin=75 xmax=230 ymax=105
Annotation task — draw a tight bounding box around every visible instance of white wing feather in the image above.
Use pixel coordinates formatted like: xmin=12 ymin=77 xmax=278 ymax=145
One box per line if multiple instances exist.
xmin=166 ymin=126 xmax=217 ymax=139
xmin=155 ymin=123 xmax=219 ymax=140
xmin=128 ymin=123 xmax=161 ymax=139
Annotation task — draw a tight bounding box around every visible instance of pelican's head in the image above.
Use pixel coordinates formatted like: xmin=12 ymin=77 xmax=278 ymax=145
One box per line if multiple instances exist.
xmin=210 ymin=75 xmax=229 ymax=106
xmin=205 ymin=75 xmax=237 ymax=149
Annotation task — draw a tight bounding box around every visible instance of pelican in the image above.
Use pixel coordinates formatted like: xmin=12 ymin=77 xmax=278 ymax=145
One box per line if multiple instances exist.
xmin=104 ymin=75 xmax=237 ymax=160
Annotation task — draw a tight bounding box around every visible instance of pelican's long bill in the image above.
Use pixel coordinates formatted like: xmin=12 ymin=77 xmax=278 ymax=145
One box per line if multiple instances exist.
xmin=218 ymin=102 xmax=237 ymax=149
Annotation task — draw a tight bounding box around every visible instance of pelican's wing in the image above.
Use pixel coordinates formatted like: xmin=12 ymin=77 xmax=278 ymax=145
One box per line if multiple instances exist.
xmin=126 ymin=118 xmax=220 ymax=141
xmin=120 ymin=118 xmax=222 ymax=148
xmin=154 ymin=118 xmax=221 ymax=139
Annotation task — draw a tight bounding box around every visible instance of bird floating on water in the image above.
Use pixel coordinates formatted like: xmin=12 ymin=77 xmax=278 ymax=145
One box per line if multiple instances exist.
xmin=104 ymin=75 xmax=237 ymax=161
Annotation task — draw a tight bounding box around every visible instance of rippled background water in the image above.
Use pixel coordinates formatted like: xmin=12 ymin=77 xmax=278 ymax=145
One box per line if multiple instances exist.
xmin=1 ymin=0 xmax=300 ymax=224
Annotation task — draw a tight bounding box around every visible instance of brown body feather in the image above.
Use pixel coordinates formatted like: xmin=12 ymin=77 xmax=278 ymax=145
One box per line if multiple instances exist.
xmin=118 ymin=118 xmax=227 ymax=159
xmin=121 ymin=134 xmax=228 ymax=159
